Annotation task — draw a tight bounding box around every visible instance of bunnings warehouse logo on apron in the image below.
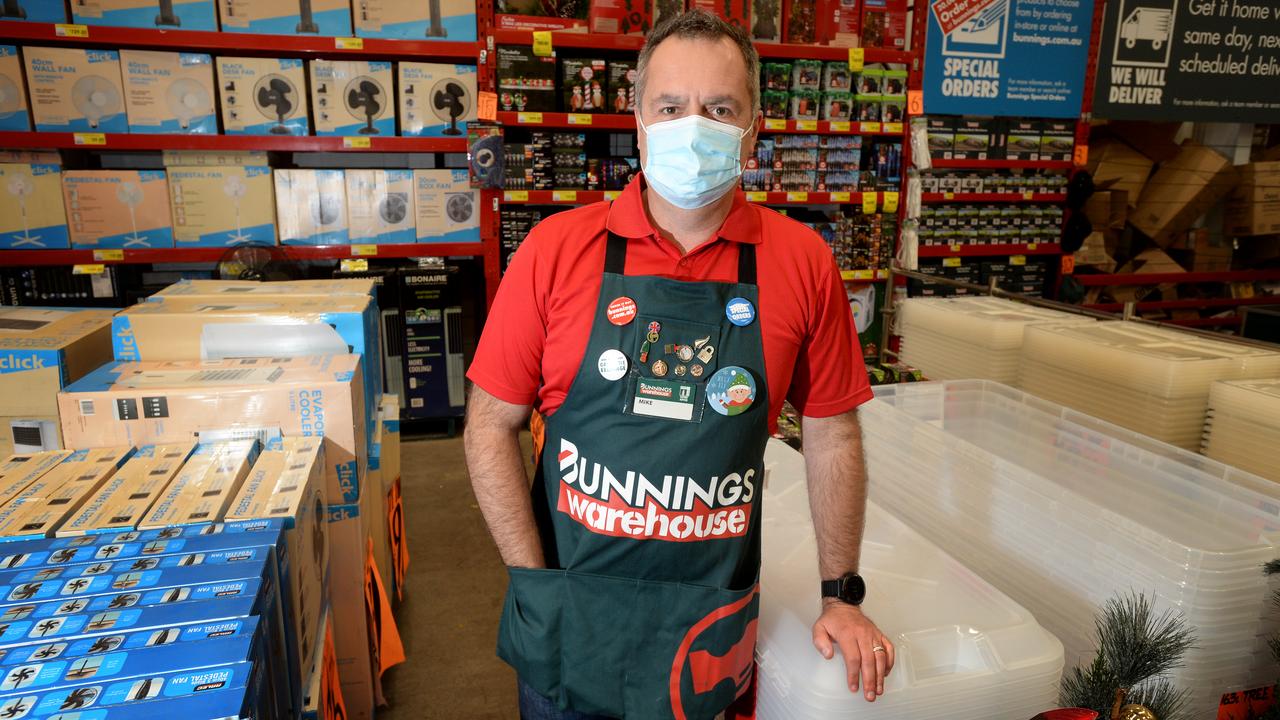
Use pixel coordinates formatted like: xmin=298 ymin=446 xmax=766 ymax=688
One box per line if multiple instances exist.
xmin=556 ymin=438 xmax=756 ymax=542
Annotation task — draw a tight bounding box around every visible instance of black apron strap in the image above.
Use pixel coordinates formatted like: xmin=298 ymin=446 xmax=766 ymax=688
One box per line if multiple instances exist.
xmin=737 ymin=243 xmax=757 ymax=286
xmin=606 ymin=230 xmax=758 ymax=287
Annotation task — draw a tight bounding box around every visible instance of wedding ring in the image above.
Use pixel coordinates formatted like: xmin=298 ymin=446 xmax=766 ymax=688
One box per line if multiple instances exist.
xmin=872 ymin=645 xmax=886 ymax=653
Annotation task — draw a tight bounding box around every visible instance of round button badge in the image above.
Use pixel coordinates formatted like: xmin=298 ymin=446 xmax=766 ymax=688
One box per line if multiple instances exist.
xmin=607 ymin=297 xmax=637 ymax=326
xmin=597 ymin=349 xmax=629 ymax=381
xmin=706 ymin=366 xmax=757 ymax=416
xmin=726 ymin=297 xmax=756 ymax=326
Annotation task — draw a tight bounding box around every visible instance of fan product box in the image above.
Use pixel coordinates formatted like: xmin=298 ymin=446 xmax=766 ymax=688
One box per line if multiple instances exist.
xmin=0 ymin=526 xmax=287 ymax=575
xmin=153 ymin=278 xmax=377 ymax=300
xmin=414 ymin=169 xmax=479 ymax=243
xmin=346 ymin=170 xmax=416 ymax=245
xmin=119 ymin=51 xmax=216 ymax=135
xmin=0 ymin=1 xmax=65 ymax=22
xmin=216 ymin=57 xmax=308 ymax=136
xmin=0 ymin=612 xmax=259 ymax=670
xmin=15 ymin=685 xmax=269 ymax=720
xmin=589 ymin=0 xmax=650 ymax=34
xmin=217 ymin=0 xmax=352 ymax=36
xmin=56 ymin=444 xmax=195 ymax=538
xmin=0 ymin=593 xmax=263 ymax=650
xmin=0 ymin=451 xmax=73 ymax=509
xmin=689 ymin=0 xmax=748 ymax=32
xmin=0 ymin=47 xmax=30 ymax=132
xmin=0 ymin=544 xmax=276 ymax=593
xmin=0 ymin=565 xmax=268 ymax=620
xmin=168 ymin=165 xmax=277 ymax=247
xmin=23 ymin=47 xmax=127 ymax=133
xmin=110 ymin=294 xmax=380 ymax=440
xmin=0 ymin=151 xmax=60 ymax=166
xmin=225 ymin=437 xmax=326 ymax=711
xmin=861 ymin=0 xmax=906 ymax=49
xmin=355 ymin=0 xmax=478 ymax=39
xmin=160 ymin=149 xmax=268 ymax=167
xmin=398 ymin=62 xmax=476 ymax=137
xmin=275 ymin=169 xmax=349 ymax=245
xmin=0 ymin=447 xmax=133 ymax=542
xmin=137 ymin=440 xmax=259 ymax=531
xmin=71 ymin=0 xmax=218 ymax=31
xmin=0 ymin=308 xmax=113 ymax=457
xmin=496 ymin=46 xmax=557 ymax=113
xmin=62 ymin=170 xmax=174 ymax=250
xmin=562 ymin=58 xmax=608 ymax=113
xmin=59 ymin=356 xmax=368 ymax=506
xmin=0 ymin=164 xmax=69 ymax=250
xmin=309 ymin=60 xmax=394 ymax=137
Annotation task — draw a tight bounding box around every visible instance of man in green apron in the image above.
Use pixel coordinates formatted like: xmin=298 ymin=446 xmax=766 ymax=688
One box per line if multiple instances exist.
xmin=465 ymin=10 xmax=893 ymax=719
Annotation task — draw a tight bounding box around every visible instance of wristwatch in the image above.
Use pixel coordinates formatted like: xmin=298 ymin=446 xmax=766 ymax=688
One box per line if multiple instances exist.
xmin=821 ymin=573 xmax=867 ymax=606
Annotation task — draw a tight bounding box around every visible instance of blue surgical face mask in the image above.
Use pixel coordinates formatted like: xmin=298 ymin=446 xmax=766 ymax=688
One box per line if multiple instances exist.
xmin=637 ymin=113 xmax=749 ymax=210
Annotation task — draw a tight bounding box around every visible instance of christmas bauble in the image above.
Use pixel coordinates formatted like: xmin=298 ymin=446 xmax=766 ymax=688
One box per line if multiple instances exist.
xmin=1116 ymin=705 xmax=1157 ymax=720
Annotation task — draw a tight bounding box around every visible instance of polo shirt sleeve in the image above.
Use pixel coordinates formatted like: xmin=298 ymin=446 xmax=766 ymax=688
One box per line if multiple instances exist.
xmin=786 ymin=254 xmax=874 ymax=418
xmin=466 ymin=236 xmax=547 ymax=407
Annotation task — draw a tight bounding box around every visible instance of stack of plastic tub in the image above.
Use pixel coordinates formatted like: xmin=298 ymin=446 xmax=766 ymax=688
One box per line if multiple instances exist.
xmin=756 ymin=439 xmax=1063 ymax=719
xmin=860 ymin=380 xmax=1280 ymax=716
xmin=1203 ymin=378 xmax=1280 ymax=485
xmin=1019 ymin=321 xmax=1280 ymax=450
xmin=896 ymin=297 xmax=1096 ymax=384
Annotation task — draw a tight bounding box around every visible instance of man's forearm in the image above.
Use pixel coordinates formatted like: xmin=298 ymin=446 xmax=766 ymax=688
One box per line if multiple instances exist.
xmin=463 ymin=390 xmax=546 ymax=569
xmin=802 ymin=410 xmax=868 ymax=581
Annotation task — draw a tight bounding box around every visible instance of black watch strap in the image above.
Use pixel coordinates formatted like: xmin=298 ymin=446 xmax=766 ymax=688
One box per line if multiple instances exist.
xmin=821 ymin=573 xmax=867 ymax=605
xmin=820 ymin=578 xmax=843 ymax=598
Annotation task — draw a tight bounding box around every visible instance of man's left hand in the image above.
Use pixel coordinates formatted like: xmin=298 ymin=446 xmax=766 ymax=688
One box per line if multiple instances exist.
xmin=811 ymin=601 xmax=895 ymax=702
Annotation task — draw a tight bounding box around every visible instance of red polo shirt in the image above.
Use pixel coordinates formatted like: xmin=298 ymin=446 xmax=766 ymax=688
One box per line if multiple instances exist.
xmin=467 ymin=175 xmax=873 ymax=432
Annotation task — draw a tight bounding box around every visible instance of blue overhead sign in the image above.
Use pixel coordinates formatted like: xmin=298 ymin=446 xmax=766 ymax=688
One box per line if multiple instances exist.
xmin=923 ymin=0 xmax=1095 ymax=117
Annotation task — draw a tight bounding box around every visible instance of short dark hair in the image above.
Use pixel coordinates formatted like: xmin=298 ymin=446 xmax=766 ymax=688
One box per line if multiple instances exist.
xmin=636 ymin=9 xmax=761 ymax=114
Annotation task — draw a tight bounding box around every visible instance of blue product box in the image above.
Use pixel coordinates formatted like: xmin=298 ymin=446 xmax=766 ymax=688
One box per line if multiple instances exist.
xmin=218 ymin=0 xmax=352 ymax=37
xmin=15 ymin=685 xmax=263 ymax=720
xmin=0 ymin=1 xmax=66 ymax=22
xmin=0 ymin=527 xmax=285 ymax=572
xmin=0 ymin=614 xmax=260 ymax=668
xmin=0 ymin=546 xmax=276 ymax=591
xmin=72 ymin=1 xmax=217 ymax=31
xmin=0 ymin=47 xmax=29 ymax=132
xmin=0 ymin=595 xmax=260 ymax=649
xmin=354 ymin=0 xmax=476 ymax=40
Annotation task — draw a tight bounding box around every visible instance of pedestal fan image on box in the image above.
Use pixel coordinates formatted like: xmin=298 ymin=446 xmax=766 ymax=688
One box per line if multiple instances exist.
xmin=5 ymin=172 xmax=41 ymax=248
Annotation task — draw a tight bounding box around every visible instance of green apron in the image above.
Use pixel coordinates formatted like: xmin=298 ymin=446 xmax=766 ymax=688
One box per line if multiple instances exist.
xmin=498 ymin=230 xmax=770 ymax=720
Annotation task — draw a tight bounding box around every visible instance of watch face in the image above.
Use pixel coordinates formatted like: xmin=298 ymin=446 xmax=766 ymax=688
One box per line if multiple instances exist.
xmin=841 ymin=574 xmax=867 ymax=605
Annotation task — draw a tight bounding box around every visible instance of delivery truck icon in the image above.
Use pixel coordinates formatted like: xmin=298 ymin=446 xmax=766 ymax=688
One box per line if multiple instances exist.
xmin=1121 ymin=7 xmax=1172 ymax=50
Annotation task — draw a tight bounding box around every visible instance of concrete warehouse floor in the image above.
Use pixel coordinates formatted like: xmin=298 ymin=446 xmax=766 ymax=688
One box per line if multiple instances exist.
xmin=378 ymin=433 xmax=525 ymax=719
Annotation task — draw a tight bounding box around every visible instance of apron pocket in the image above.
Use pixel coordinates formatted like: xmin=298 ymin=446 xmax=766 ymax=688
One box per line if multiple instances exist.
xmin=498 ymin=567 xmax=566 ymax=701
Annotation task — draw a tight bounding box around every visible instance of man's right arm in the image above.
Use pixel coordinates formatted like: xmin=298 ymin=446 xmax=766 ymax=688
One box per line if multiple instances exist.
xmin=463 ymin=385 xmax=546 ymax=569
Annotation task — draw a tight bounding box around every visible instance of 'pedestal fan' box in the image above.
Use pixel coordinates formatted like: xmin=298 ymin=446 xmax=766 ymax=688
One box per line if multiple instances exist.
xmin=308 ymin=60 xmax=395 ymax=137
xmin=355 ymin=0 xmax=477 ymax=40
xmin=0 ymin=163 xmax=69 ymax=250
xmin=216 ymin=57 xmax=309 ymax=136
xmin=218 ymin=0 xmax=352 ymax=36
xmin=71 ymin=0 xmax=218 ymax=31
xmin=23 ymin=47 xmax=128 ymax=134
xmin=398 ymin=63 xmax=476 ymax=138
xmin=61 ymin=170 xmax=174 ymax=250
xmin=168 ymin=166 xmax=277 ymax=247
xmin=120 ymin=51 xmax=217 ymax=135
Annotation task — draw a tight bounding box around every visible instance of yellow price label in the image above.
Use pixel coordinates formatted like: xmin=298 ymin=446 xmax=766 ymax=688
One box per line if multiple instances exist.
xmin=848 ymin=48 xmax=865 ymax=72
xmin=55 ymin=24 xmax=89 ymax=37
xmin=764 ymin=118 xmax=787 ymax=130
xmin=92 ymin=249 xmax=123 ymax=261
xmin=944 ymin=192 xmax=956 ymax=200
xmin=828 ymin=121 xmax=851 ymax=132
xmin=795 ymin=120 xmax=817 ymax=131
xmin=552 ymin=190 xmax=578 ymax=202
xmin=1027 ymin=242 xmax=1038 ymax=251
xmin=72 ymin=264 xmax=105 ymax=275
xmin=567 ymin=114 xmax=593 ymax=125
xmin=861 ymin=122 xmax=882 ymax=133
xmin=882 ymin=192 xmax=900 ymax=213
xmin=950 ymin=243 xmax=962 ymax=252
xmin=343 ymin=137 xmax=372 ymax=149
xmin=861 ymin=193 xmax=878 ymax=214
xmin=532 ymin=30 xmax=554 ymax=57
xmin=604 ymin=190 xmax=622 ymax=201
xmin=73 ymin=133 xmax=106 ymax=146
xmin=1023 ymin=191 xmax=1034 ymax=200
xmin=517 ymin=112 xmax=544 ymax=124
xmin=786 ymin=191 xmax=808 ymax=203
xmin=340 ymin=259 xmax=369 ymax=272
xmin=843 ymin=270 xmax=874 ymax=281
xmin=830 ymin=192 xmax=851 ymax=203
xmin=351 ymin=245 xmax=379 ymax=257
xmin=884 ymin=122 xmax=904 ymax=134
xmin=1011 ymin=255 xmax=1027 ymax=266
xmin=943 ymin=257 xmax=962 ymax=267
xmin=746 ymin=192 xmax=768 ymax=203
xmin=504 ymin=190 xmax=529 ymax=202
xmin=335 ymin=37 xmax=364 ymax=50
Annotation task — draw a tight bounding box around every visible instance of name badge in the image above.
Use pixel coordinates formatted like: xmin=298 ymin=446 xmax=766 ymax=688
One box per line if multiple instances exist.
xmin=629 ymin=377 xmax=701 ymax=422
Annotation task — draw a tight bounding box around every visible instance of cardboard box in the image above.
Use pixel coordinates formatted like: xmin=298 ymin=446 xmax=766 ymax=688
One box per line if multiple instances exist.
xmin=1168 ymin=228 xmax=1234 ymax=272
xmin=327 ymin=492 xmax=373 ymax=720
xmin=0 ymin=1 xmax=65 ymax=22
xmin=168 ymin=165 xmax=277 ymax=247
xmin=0 ymin=47 xmax=30 ymax=132
xmin=1225 ymin=161 xmax=1280 ymax=237
xmin=0 ymin=151 xmax=59 ymax=165
xmin=0 ymin=447 xmax=133 ymax=542
xmin=113 ymin=293 xmax=381 ymax=431
xmin=71 ymin=0 xmax=217 ymax=29
xmin=1084 ymin=189 xmax=1128 ymax=231
xmin=137 ymin=440 xmax=259 ymax=531
xmin=61 ymin=170 xmax=174 ymax=250
xmin=1132 ymin=142 xmax=1238 ymax=248
xmin=345 ymin=170 xmax=416 ymax=245
xmin=0 ymin=451 xmax=74 ymax=509
xmin=1087 ymin=139 xmax=1153 ymax=208
xmin=275 ymin=169 xmax=349 ymax=245
xmin=589 ymin=0 xmax=651 ymax=34
xmin=119 ymin=51 xmax=216 ymax=135
xmin=217 ymin=0 xmax=352 ymax=35
xmin=0 ymin=543 xmax=276 ymax=594
xmin=14 ymin=685 xmax=268 ymax=720
xmin=414 ymin=169 xmax=479 ymax=243
xmin=355 ymin=0 xmax=477 ymax=40
xmin=152 ymin=278 xmax=377 ymax=300
xmin=0 ymin=163 xmax=69 ymax=250
xmin=819 ymin=0 xmax=860 ymax=46
xmin=367 ymin=401 xmax=393 ymax=601
xmin=310 ymin=61 xmax=395 ymax=137
xmin=861 ymin=0 xmax=907 ymax=49
xmin=215 ymin=57 xmax=308 ymax=136
xmin=225 ymin=436 xmax=327 ymax=714
xmin=398 ymin=63 xmax=477 ymax=137
xmin=0 ymin=611 xmax=260 ymax=669
xmin=496 ymin=46 xmax=557 ymax=113
xmin=23 ymin=47 xmax=127 ymax=133
xmin=161 ymin=150 xmax=268 ymax=167
xmin=59 ymin=356 xmax=368 ymax=506
xmin=0 ymin=308 xmax=113 ymax=456
xmin=0 ymin=529 xmax=283 ymax=577
xmin=1104 ymin=121 xmax=1183 ymax=164
xmin=0 ymin=565 xmax=268 ymax=619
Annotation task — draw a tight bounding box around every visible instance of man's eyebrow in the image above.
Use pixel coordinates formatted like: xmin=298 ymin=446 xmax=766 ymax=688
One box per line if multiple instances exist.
xmin=702 ymin=95 xmax=742 ymax=108
xmin=652 ymin=93 xmax=686 ymax=104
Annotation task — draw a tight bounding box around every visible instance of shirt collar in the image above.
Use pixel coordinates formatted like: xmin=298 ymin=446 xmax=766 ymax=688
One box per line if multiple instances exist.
xmin=605 ymin=173 xmax=762 ymax=245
